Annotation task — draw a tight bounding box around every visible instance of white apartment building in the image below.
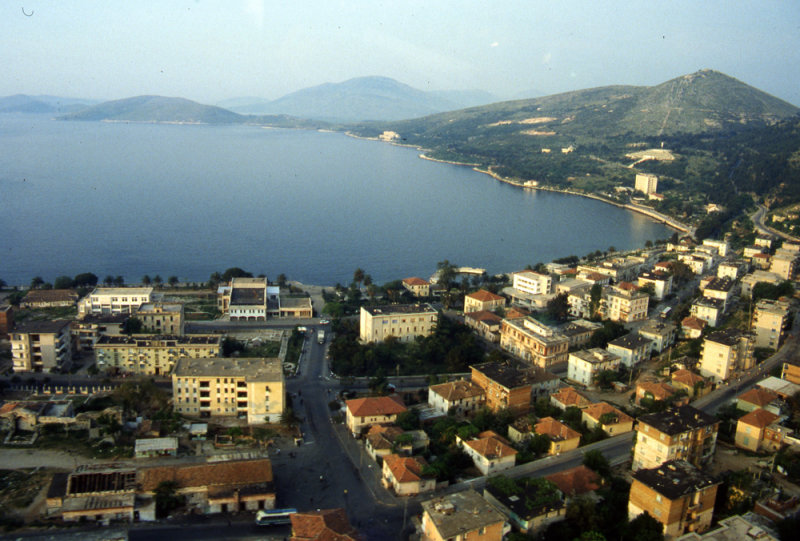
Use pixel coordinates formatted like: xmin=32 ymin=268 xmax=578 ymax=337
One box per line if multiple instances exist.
xmin=605 ymin=286 xmax=649 ymax=322
xmin=567 ymin=348 xmax=621 ymax=388
xmin=512 ymin=271 xmax=553 ymax=296
xmin=607 ymin=333 xmax=652 ymax=368
xmin=701 ymin=239 xmax=729 ymax=257
xmin=11 ymin=320 xmax=72 ymax=372
xmin=638 ymin=271 xmax=673 ymax=301
xmin=359 ymin=304 xmax=438 ymax=343
xmin=635 ymin=173 xmax=658 ymax=195
xmin=78 ymin=287 xmax=153 ymax=318
xmin=752 ymin=299 xmax=791 ymax=350
xmin=699 ymin=329 xmax=754 ymax=382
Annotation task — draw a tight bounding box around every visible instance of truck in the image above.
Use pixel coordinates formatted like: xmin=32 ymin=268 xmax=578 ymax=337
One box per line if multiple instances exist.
xmin=317 ymin=329 xmax=325 ymax=344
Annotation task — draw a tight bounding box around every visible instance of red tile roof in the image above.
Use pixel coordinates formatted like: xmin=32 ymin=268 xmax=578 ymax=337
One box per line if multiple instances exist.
xmin=138 ymin=458 xmax=273 ymax=492
xmin=583 ymin=402 xmax=632 ymax=425
xmin=346 ymin=396 xmax=407 ymax=417
xmin=681 ymin=316 xmax=707 ymax=331
xmin=545 ymin=465 xmax=602 ymax=497
xmin=429 ymin=380 xmax=485 ymax=402
xmin=463 ymin=432 xmax=517 ymax=459
xmin=535 ymin=417 xmax=581 ymax=441
xmin=738 ymin=388 xmax=779 ymax=408
xmin=403 ymin=277 xmax=429 ymax=286
xmin=551 ymin=387 xmax=591 ymax=408
xmin=290 ymin=508 xmax=364 ymax=541
xmin=636 ymin=381 xmax=677 ymax=401
xmin=383 ymin=454 xmax=429 ymax=483
xmin=466 ymin=289 xmax=503 ymax=302
xmin=671 ymin=369 xmax=704 ymax=387
xmin=465 ymin=310 xmax=502 ymax=324
xmin=738 ymin=408 xmax=779 ymax=429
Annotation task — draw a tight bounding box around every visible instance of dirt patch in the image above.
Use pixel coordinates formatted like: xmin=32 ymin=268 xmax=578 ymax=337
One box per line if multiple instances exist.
xmin=0 ymin=469 xmax=54 ymax=522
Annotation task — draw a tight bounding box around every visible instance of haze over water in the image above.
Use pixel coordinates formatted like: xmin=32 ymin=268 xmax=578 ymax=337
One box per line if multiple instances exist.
xmin=0 ymin=115 xmax=672 ymax=286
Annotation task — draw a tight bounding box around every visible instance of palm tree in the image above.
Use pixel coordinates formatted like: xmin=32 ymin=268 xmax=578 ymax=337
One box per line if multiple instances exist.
xmin=153 ymin=275 xmax=163 ymax=288
xmin=30 ymin=276 xmax=44 ymax=289
xmin=353 ymin=268 xmax=365 ymax=288
xmin=103 ymin=275 xmax=114 ymax=286
xmin=168 ymin=276 xmax=179 ymax=287
xmin=141 ymin=275 xmax=152 ymax=286
xmin=113 ymin=275 xmax=125 ymax=287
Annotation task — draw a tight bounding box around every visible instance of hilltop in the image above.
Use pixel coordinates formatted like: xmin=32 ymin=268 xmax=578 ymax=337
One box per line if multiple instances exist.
xmin=59 ymin=95 xmax=245 ymax=124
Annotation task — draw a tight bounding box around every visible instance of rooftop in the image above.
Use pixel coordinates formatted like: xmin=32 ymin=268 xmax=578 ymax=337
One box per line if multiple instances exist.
xmin=21 ymin=289 xmax=79 ymax=303
xmin=172 ymin=357 xmax=283 ymax=382
xmin=583 ymin=402 xmax=633 ymax=425
xmin=134 ymin=437 xmax=179 ymax=453
xmin=551 ymin=387 xmax=592 ymax=408
xmin=544 ymin=465 xmax=602 ymax=498
xmin=637 ymin=405 xmax=718 ymax=435
xmin=535 ymin=417 xmax=581 ymax=442
xmin=13 ymin=319 xmax=71 ymax=334
xmin=464 ymin=310 xmax=503 ymax=325
xmin=290 ymin=508 xmax=364 ymax=541
xmin=139 ymin=457 xmax=273 ymax=492
xmin=639 ymin=320 xmax=677 ymax=336
xmin=607 ymin=333 xmax=653 ymax=350
xmin=346 ymin=395 xmax=407 ymax=417
xmin=704 ymin=276 xmax=734 ymax=292
xmin=383 ymin=454 xmax=430 ymax=483
xmin=470 ymin=361 xmax=535 ymax=390
xmin=738 ymin=408 xmax=779 ymax=429
xmin=462 ymin=432 xmax=517 ymax=460
xmin=137 ymin=302 xmax=183 ymax=313
xmin=429 ymin=380 xmax=485 ymax=402
xmin=96 ymin=334 xmax=220 ymax=346
xmin=671 ymin=369 xmax=705 ymax=387
xmin=421 ymin=489 xmax=506 ymax=539
xmin=361 ymin=303 xmax=437 ymax=316
xmin=570 ymin=348 xmax=620 ymax=365
xmin=705 ymin=328 xmax=748 ymax=347
xmin=465 ymin=289 xmax=504 ymax=302
xmin=90 ymin=287 xmax=153 ymax=296
xmin=229 ymin=284 xmax=266 ymax=306
xmin=632 ymin=460 xmax=718 ymax=500
xmin=402 ymin=277 xmax=429 ymax=286
xmin=737 ymin=388 xmax=779 ymax=408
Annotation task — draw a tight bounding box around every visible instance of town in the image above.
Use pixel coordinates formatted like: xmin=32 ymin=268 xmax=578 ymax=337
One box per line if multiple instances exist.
xmin=1 ymin=206 xmax=800 ymax=541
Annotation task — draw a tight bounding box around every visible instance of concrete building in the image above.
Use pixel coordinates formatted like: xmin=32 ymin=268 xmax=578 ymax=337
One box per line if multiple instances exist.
xmin=740 ymin=270 xmax=783 ymax=298
xmin=464 ymin=289 xmax=505 ymax=314
xmin=470 ymin=362 xmax=534 ymax=415
xmin=607 ymin=333 xmax=653 ymax=368
xmin=638 ymin=271 xmax=673 ymax=301
xmin=639 ymin=320 xmax=678 ymax=354
xmin=345 ymin=396 xmax=407 ymax=436
xmin=770 ymin=251 xmax=797 ymax=280
xmin=464 ymin=310 xmax=503 ymax=342
xmin=582 ymin=402 xmax=634 ymax=436
xmin=172 ymin=357 xmax=285 ymax=424
xmin=701 ymin=239 xmax=729 ymax=257
xmin=512 ymin=270 xmax=552 ymax=296
xmin=96 ymin=335 xmax=222 ymax=376
xmin=136 ymin=302 xmax=185 ymax=336
xmin=690 ymin=298 xmax=725 ymax=327
xmin=428 ymin=380 xmax=485 ymax=417
xmin=605 ymin=286 xmax=649 ymax=322
xmin=420 ymin=489 xmax=507 ymax=541
xmin=629 ymin=460 xmax=720 ymax=538
xmin=402 ymin=277 xmax=430 ymax=298
xmin=11 ymin=320 xmax=72 ymax=373
xmin=484 ymin=477 xmax=565 ymax=534
xmin=699 ymin=329 xmax=754 ymax=383
xmin=71 ymin=313 xmax=128 ymax=352
xmin=218 ymin=277 xmax=268 ymax=321
xmin=752 ymin=299 xmax=791 ymax=350
xmin=78 ymin=287 xmax=153 ymax=318
xmin=381 ymin=454 xmax=436 ymax=496
xmin=500 ymin=317 xmax=569 ymax=369
xmin=534 ymin=417 xmax=581 ymax=455
xmin=735 ymin=409 xmax=792 ymax=453
xmin=717 ymin=261 xmax=747 ymax=280
xmin=701 ymin=277 xmax=734 ymax=310
xmin=635 ymin=173 xmax=658 ymax=195
xmin=567 ymin=348 xmax=621 ymax=388
xmin=359 ymin=304 xmax=438 ymax=343
xmin=632 ymin=405 xmax=719 ymax=471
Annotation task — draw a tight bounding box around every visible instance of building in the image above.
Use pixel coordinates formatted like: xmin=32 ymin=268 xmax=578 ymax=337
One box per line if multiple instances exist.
xmin=681 ymin=316 xmax=707 ymax=340
xmin=278 ymin=295 xmax=313 ymax=318
xmin=559 ymin=319 xmax=601 ymax=349
xmin=671 ymin=370 xmax=708 ymax=399
xmin=218 ymin=277 xmax=268 ymax=321
xmin=782 ymin=359 xmax=800 ymax=385
xmin=512 ymin=270 xmax=553 ymax=296
xmin=699 ymin=329 xmax=754 ymax=383
xmin=359 ymin=304 xmax=438 ymax=343
xmin=544 ymin=465 xmax=602 ymax=502
xmin=11 ymin=320 xmax=72 ymax=372
xmin=740 ymin=270 xmax=783 ymax=298
xmin=134 ymin=437 xmax=178 ymax=458
xmin=629 ymin=460 xmax=720 ymax=538
xmin=604 ymin=286 xmax=649 ymax=323
xmin=290 ymin=508 xmax=364 ymax=541
xmin=402 ymin=277 xmax=431 ymax=298
xmin=428 ymin=380 xmax=485 ymax=417
xmin=463 ymin=289 xmax=505 ymax=314
xmin=635 ymin=173 xmax=658 ymax=195
xmin=677 ymin=513 xmax=778 ymax=541
xmin=71 ymin=313 xmax=128 ymax=352
xmin=717 ymin=261 xmax=746 ymax=280
xmin=639 ymin=320 xmax=677 ymax=354
xmin=483 ymin=478 xmax=565 ymax=534
xmin=136 ymin=302 xmax=185 ymax=336
xmin=457 ymin=430 xmax=517 ymax=475
xmin=757 ymin=375 xmax=800 ymax=399
xmin=96 ymin=334 xmax=222 ymax=376
xmin=20 ymin=289 xmax=79 ymax=308
xmin=550 ymin=386 xmax=592 ymax=410
xmin=48 ymin=464 xmax=138 ymax=523
xmin=499 ymin=317 xmax=569 ymax=369
xmin=0 ymin=303 xmax=13 ymax=338
xmin=635 ymin=381 xmax=684 ymax=406
xmin=752 ymin=299 xmax=791 ymax=350
xmin=691 ymin=298 xmax=725 ymax=327
xmin=735 ymin=409 xmax=791 ymax=452
xmin=607 ymin=333 xmax=652 ymax=368
xmin=534 ymin=417 xmax=581 ymax=455
xmin=582 ymin=402 xmax=634 ymax=436
xmin=736 ymin=387 xmax=780 ymax=414
xmin=701 ymin=239 xmax=729 ymax=257
xmin=78 ymin=287 xmax=153 ymax=318
xmin=345 ymin=395 xmax=407 ymax=436
xmin=470 ymin=362 xmax=534 ymax=415
xmin=172 ymin=357 xmax=285 ymax=424
xmin=770 ymin=251 xmax=796 ymax=280
xmin=701 ymin=277 xmax=734 ymax=309
xmin=464 ymin=310 xmax=503 ymax=343
xmin=381 ymin=454 xmax=436 ymax=495
xmin=567 ymin=348 xmax=621 ymax=388
xmin=638 ymin=271 xmax=673 ymax=300
xmin=420 ymin=489 xmax=507 ymax=541
xmin=632 ymin=405 xmax=719 ymax=471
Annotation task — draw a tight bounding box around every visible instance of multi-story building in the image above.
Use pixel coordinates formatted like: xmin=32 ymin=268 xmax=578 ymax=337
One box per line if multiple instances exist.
xmin=567 ymin=348 xmax=621 ymax=388
xmin=690 ymin=298 xmax=725 ymax=327
xmin=463 ymin=289 xmax=505 ymax=314
xmin=71 ymin=313 xmax=128 ymax=352
xmin=402 ymin=277 xmax=430 ymax=298
xmin=635 ymin=173 xmax=658 ymax=195
xmin=499 ymin=317 xmax=569 ymax=369
xmin=629 ymin=460 xmax=720 ymax=538
xmin=632 ymin=405 xmax=719 ymax=471
xmin=512 ymin=271 xmax=552 ymax=296
xmin=345 ymin=396 xmax=407 ymax=436
xmin=172 ymin=357 xmax=285 ymax=424
xmin=607 ymin=333 xmax=652 ymax=368
xmin=464 ymin=310 xmax=503 ymax=342
xmin=638 ymin=271 xmax=673 ymax=301
xmin=218 ymin=277 xmax=269 ymax=321
xmin=420 ymin=489 xmax=507 ymax=541
xmin=770 ymin=250 xmax=797 ymax=280
xmin=638 ymin=320 xmax=677 ymax=354
xmin=698 ymin=329 xmax=754 ymax=383
xmin=701 ymin=277 xmax=734 ymax=310
xmin=740 ymin=270 xmax=783 ymax=298
xmin=359 ymin=304 xmax=438 ymax=343
xmin=11 ymin=320 xmax=72 ymax=372
xmin=78 ymin=287 xmax=153 ymax=318
xmin=752 ymin=299 xmax=791 ymax=350
xmin=428 ymin=380 xmax=485 ymax=417
xmin=604 ymin=286 xmax=649 ymax=322
xmin=135 ymin=302 xmax=185 ymax=336
xmin=96 ymin=335 xmax=222 ymax=376
xmin=701 ymin=238 xmax=729 ymax=257
xmin=735 ymin=409 xmax=792 ymax=453
xmin=717 ymin=261 xmax=746 ymax=280
xmin=470 ymin=361 xmax=534 ymax=415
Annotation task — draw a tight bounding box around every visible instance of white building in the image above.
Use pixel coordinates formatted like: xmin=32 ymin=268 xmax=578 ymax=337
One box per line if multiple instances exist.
xmin=699 ymin=329 xmax=754 ymax=383
xmin=512 ymin=271 xmax=553 ymax=296
xmin=635 ymin=173 xmax=658 ymax=195
xmin=701 ymin=239 xmax=729 ymax=257
xmin=607 ymin=333 xmax=652 ymax=368
xmin=359 ymin=304 xmax=438 ymax=343
xmin=78 ymin=287 xmax=153 ymax=318
xmin=567 ymin=348 xmax=621 ymax=388
xmin=638 ymin=271 xmax=673 ymax=301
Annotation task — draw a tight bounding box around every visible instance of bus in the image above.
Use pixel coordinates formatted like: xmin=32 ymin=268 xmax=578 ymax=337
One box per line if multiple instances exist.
xmin=255 ymin=508 xmax=297 ymax=526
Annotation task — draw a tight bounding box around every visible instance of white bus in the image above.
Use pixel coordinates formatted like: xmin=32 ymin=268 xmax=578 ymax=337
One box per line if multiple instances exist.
xmin=255 ymin=508 xmax=297 ymax=526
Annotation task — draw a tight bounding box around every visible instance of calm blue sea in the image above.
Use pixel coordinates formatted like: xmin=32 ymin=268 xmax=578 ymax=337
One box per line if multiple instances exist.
xmin=0 ymin=114 xmax=672 ymax=286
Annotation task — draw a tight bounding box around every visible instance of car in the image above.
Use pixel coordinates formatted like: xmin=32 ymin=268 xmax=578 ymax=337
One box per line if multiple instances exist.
xmin=319 ymin=319 xmax=330 ymax=325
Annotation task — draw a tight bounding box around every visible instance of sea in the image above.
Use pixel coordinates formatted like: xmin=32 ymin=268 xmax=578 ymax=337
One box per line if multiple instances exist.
xmin=0 ymin=114 xmax=672 ymax=287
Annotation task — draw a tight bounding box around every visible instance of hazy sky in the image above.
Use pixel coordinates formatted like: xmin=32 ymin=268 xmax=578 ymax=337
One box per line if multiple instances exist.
xmin=3 ymin=0 xmax=799 ymax=105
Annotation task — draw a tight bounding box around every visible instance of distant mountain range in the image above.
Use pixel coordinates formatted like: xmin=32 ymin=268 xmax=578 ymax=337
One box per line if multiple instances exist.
xmin=0 ymin=94 xmax=99 ymax=114
xmin=59 ymin=95 xmax=245 ymax=123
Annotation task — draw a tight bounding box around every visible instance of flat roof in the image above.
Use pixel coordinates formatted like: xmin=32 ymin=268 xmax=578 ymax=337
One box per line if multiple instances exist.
xmin=230 ymin=286 xmax=266 ymax=306
xmin=361 ymin=303 xmax=437 ymax=316
xmin=96 ymin=334 xmax=220 ymax=346
xmin=638 ymin=405 xmax=717 ymax=435
xmin=421 ymin=489 xmax=505 ymax=539
xmin=633 ymin=460 xmax=718 ymax=500
xmin=608 ymin=333 xmax=653 ymax=350
xmin=705 ymin=328 xmax=747 ymax=347
xmin=137 ymin=302 xmax=183 ymax=313
xmin=135 ymin=437 xmax=179 ymax=452
xmin=470 ymin=361 xmax=535 ymax=389
xmin=90 ymin=287 xmax=153 ymax=296
xmin=13 ymin=319 xmax=71 ymax=334
xmin=172 ymin=357 xmax=283 ymax=382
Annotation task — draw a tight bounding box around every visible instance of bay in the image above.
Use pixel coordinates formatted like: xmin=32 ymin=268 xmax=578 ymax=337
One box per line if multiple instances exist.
xmin=0 ymin=115 xmax=672 ymax=286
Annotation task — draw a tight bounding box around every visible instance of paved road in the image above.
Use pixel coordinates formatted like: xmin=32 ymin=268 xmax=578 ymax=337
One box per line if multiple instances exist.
xmin=751 ymin=204 xmax=800 ymax=242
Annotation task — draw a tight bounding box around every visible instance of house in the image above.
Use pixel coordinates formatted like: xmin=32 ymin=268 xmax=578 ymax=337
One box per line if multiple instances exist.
xmin=582 ymin=402 xmax=634 ymax=436
xmin=671 ymin=370 xmax=708 ymax=399
xmin=464 ymin=289 xmax=505 ymax=313
xmin=567 ymin=348 xmax=621 ymax=388
xmin=628 ymin=460 xmax=720 ymax=538
xmin=135 ymin=302 xmax=185 ymax=336
xmin=427 ymin=380 xmax=485 ymax=417
xmin=420 ymin=489 xmax=507 ymax=541
xmin=483 ymin=477 xmax=565 ymax=534
xmin=638 ymin=271 xmax=673 ymax=300
xmin=470 ymin=361 xmax=534 ymax=415
xmin=607 ymin=333 xmax=652 ymax=368
xmin=736 ymin=388 xmax=780 ymax=414
xmin=690 ymin=298 xmax=725 ymax=327
xmin=457 ymin=430 xmax=517 ymax=475
xmin=632 ymin=405 xmax=719 ymax=471
xmin=345 ymin=395 xmax=407 ymax=436
xmin=359 ymin=304 xmax=438 ymax=343
xmin=96 ymin=334 xmax=222 ymax=376
xmin=701 ymin=238 xmax=729 ymax=257
xmin=11 ymin=320 xmax=72 ymax=373
xmin=550 ymin=387 xmax=592 ymax=410
xmin=172 ymin=357 xmax=285 ymax=424
xmin=290 ymin=508 xmax=364 ymax=540
xmin=217 ymin=277 xmax=268 ymax=321
xmin=20 ymin=289 xmax=79 ymax=308
xmin=365 ymin=425 xmax=407 ymax=460
xmin=717 ymin=261 xmax=747 ymax=280
xmin=544 ymin=465 xmax=602 ymax=502
xmin=507 ymin=417 xmax=534 ymax=444
xmin=534 ymin=417 xmax=581 ymax=455
xmin=680 ymin=316 xmax=707 ymax=339
xmin=499 ymin=316 xmax=569 ymax=368
xmin=78 ymin=287 xmax=153 ymax=318
xmin=634 ymin=381 xmax=684 ymax=406
xmin=735 ymin=409 xmax=791 ymax=452
xmin=699 ymin=329 xmax=754 ymax=383
xmin=381 ymin=454 xmax=436 ymax=495
xmin=134 ymin=437 xmax=178 ymax=458
xmin=752 ymin=299 xmax=791 ymax=350
xmin=464 ymin=310 xmax=503 ymax=342
xmin=638 ymin=320 xmax=677 ymax=353
xmin=402 ymin=277 xmax=431 ymax=298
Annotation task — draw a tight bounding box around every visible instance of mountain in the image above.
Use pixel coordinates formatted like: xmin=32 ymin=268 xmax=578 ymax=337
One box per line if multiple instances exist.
xmin=223 ymin=76 xmax=492 ymax=121
xmin=0 ymin=94 xmax=98 ymax=114
xmin=59 ymin=95 xmax=245 ymax=123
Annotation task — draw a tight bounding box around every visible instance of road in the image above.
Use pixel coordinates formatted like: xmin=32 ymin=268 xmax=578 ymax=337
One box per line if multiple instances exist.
xmin=751 ymin=204 xmax=800 ymax=242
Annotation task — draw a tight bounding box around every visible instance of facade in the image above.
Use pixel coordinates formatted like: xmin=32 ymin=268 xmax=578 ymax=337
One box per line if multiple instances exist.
xmin=136 ymin=302 xmax=185 ymax=336
xmin=629 ymin=460 xmax=719 ymax=538
xmin=512 ymin=270 xmax=553 ymax=296
xmin=427 ymin=380 xmax=485 ymax=416
xmin=172 ymin=357 xmax=285 ymax=424
xmin=690 ymin=298 xmax=725 ymax=327
xmin=500 ymin=317 xmax=569 ymax=369
xmin=11 ymin=320 xmax=72 ymax=372
xmin=359 ymin=304 xmax=438 ymax=343
xmin=567 ymin=348 xmax=621 ymax=388
xmin=701 ymin=238 xmax=729 ymax=257
xmin=71 ymin=313 xmax=128 ymax=352
xmin=769 ymin=251 xmax=796 ymax=280
xmin=96 ymin=334 xmax=222 ymax=376
xmin=345 ymin=396 xmax=407 ymax=436
xmin=534 ymin=417 xmax=581 ymax=455
xmin=457 ymin=430 xmax=517 ymax=475
xmin=605 ymin=286 xmax=649 ymax=322
xmin=717 ymin=261 xmax=746 ymax=280
xmin=635 ymin=173 xmax=658 ymax=195
xmin=464 ymin=289 xmax=505 ymax=313
xmin=402 ymin=277 xmax=431 ymax=297
xmin=582 ymin=402 xmax=634 ymax=436
xmin=735 ymin=409 xmax=791 ymax=452
xmin=639 ymin=320 xmax=677 ymax=353
xmin=218 ymin=277 xmax=268 ymax=321
xmin=699 ymin=329 xmax=754 ymax=383
xmin=632 ymin=405 xmax=719 ymax=471
xmin=420 ymin=489 xmax=506 ymax=541
xmin=470 ymin=362 xmax=534 ymax=415
xmin=381 ymin=454 xmax=436 ymax=495
xmin=681 ymin=316 xmax=707 ymax=339
xmin=607 ymin=333 xmax=652 ymax=368
xmin=752 ymin=299 xmax=791 ymax=350
xmin=78 ymin=287 xmax=153 ymax=318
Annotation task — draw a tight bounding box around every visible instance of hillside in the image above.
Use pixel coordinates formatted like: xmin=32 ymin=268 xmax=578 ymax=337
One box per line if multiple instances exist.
xmin=59 ymin=95 xmax=245 ymax=123
xmin=0 ymin=94 xmax=98 ymax=114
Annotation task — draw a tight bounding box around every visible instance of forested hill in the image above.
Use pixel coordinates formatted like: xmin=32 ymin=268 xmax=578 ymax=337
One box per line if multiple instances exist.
xmin=59 ymin=95 xmax=245 ymax=123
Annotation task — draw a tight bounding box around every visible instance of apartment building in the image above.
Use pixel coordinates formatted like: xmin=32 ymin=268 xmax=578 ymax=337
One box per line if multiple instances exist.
xmin=71 ymin=313 xmax=128 ymax=352
xmin=639 ymin=320 xmax=677 ymax=353
xmin=567 ymin=348 xmax=621 ymax=388
xmin=78 ymin=287 xmax=153 ymax=318
xmin=701 ymin=238 xmax=729 ymax=257
xmin=420 ymin=489 xmax=507 ymax=541
xmin=402 ymin=277 xmax=431 ymax=297
xmin=701 ymin=277 xmax=734 ymax=309
xmin=604 ymin=286 xmax=649 ymax=322
xmin=463 ymin=289 xmax=505 ymax=314
xmin=740 ymin=270 xmax=783 ymax=298
xmin=635 ymin=173 xmax=658 ymax=195
xmin=770 ymin=250 xmax=797 ymax=280
xmin=638 ymin=271 xmax=673 ymax=300
xmin=359 ymin=304 xmax=438 ymax=343
xmin=752 ymin=299 xmax=791 ymax=350
xmin=470 ymin=361 xmax=534 ymax=415
xmin=632 ymin=405 xmax=719 ymax=471
xmin=499 ymin=317 xmax=569 ymax=369
xmin=11 ymin=320 xmax=72 ymax=372
xmin=172 ymin=357 xmax=285 ymax=424
xmin=96 ymin=335 xmax=222 ymax=376
xmin=607 ymin=333 xmax=652 ymax=368
xmin=690 ymin=298 xmax=725 ymax=327
xmin=717 ymin=261 xmax=747 ymax=280
xmin=512 ymin=270 xmax=552 ymax=296
xmin=629 ymin=460 xmax=719 ymax=538
xmin=136 ymin=302 xmax=185 ymax=336
xmin=698 ymin=329 xmax=754 ymax=383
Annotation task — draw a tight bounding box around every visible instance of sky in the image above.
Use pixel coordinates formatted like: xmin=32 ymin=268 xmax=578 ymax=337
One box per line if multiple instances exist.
xmin=2 ymin=0 xmax=800 ymax=106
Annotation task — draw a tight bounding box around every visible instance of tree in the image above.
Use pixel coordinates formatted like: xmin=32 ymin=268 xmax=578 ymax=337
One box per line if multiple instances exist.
xmin=222 ymin=267 xmax=252 ymax=281
xmin=122 ymin=317 xmax=142 ymax=335
xmin=53 ymin=276 xmax=74 ymax=289
xmin=153 ymin=275 xmax=163 ymax=288
xmin=566 ymin=495 xmax=600 ymax=533
xmin=103 ymin=275 xmax=115 ymax=286
xmin=141 ymin=275 xmax=152 ymax=286
xmin=208 ymin=271 xmax=223 ymax=286
xmin=583 ymin=449 xmax=611 ymax=479
xmin=396 ymin=409 xmax=421 ymax=431
xmin=623 ymin=512 xmax=664 ymax=541
xmin=0 ymin=278 xmax=6 ymax=290
xmin=437 ymin=259 xmax=458 ymax=289
xmin=154 ymin=480 xmax=184 ymax=518
xmin=113 ymin=275 xmax=125 ymax=286
xmin=589 ymin=283 xmax=603 ymax=318
xmin=353 ymin=268 xmax=365 ymax=287
xmin=277 ymin=273 xmax=287 ymax=288
xmin=546 ymin=293 xmax=570 ymax=322
xmin=363 ymin=274 xmax=373 ymax=287
xmin=168 ymin=275 xmax=179 ymax=287
xmin=30 ymin=276 xmax=44 ymax=289
xmin=73 ymin=272 xmax=98 ymax=287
